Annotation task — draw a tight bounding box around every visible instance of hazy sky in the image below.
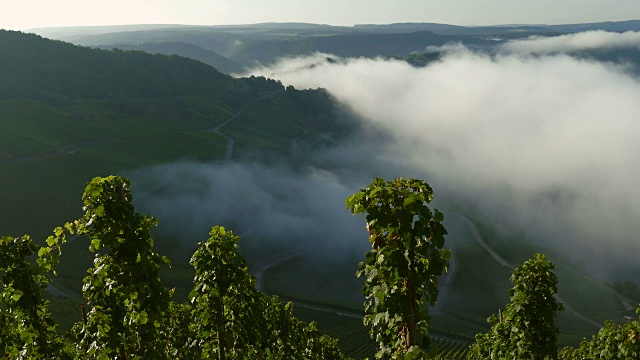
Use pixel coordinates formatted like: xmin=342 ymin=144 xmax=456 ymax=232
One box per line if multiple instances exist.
xmin=3 ymin=0 xmax=640 ymax=30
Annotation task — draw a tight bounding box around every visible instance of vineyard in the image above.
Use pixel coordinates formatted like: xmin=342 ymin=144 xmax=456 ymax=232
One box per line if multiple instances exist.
xmin=261 ymin=209 xmax=633 ymax=356
xmin=430 ymin=336 xmax=471 ymax=360
xmin=292 ymin=304 xmax=473 ymax=359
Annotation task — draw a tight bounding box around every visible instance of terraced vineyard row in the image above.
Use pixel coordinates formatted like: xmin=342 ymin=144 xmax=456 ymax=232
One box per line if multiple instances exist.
xmin=292 ymin=305 xmax=375 ymax=359
xmin=292 ymin=304 xmax=475 ymax=359
xmin=430 ymin=336 xmax=471 ymax=359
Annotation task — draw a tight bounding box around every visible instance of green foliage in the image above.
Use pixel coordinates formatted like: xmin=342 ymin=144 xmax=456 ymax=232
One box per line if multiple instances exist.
xmin=189 ymin=226 xmax=256 ymax=359
xmin=69 ymin=175 xmax=173 ymax=359
xmin=559 ymin=308 xmax=640 ymax=359
xmin=188 ymin=226 xmax=348 ymax=359
xmin=59 ymin=177 xmax=347 ymax=359
xmin=2 ymin=173 xmax=640 ymax=359
xmin=164 ymin=301 xmax=201 ymax=358
xmin=346 ymin=177 xmax=450 ymax=358
xmin=252 ymin=295 xmax=348 ymax=359
xmin=0 ymin=231 xmax=66 ymax=359
xmin=468 ymin=253 xmax=563 ymax=360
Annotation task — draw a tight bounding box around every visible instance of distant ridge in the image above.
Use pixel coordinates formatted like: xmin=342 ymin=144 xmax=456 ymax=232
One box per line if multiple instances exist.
xmin=26 ymin=24 xmax=190 ymax=40
xmin=97 ymin=42 xmax=244 ymax=74
xmin=0 ymin=30 xmax=238 ymax=99
xmin=542 ymin=20 xmax=640 ymax=33
xmin=29 ymin=19 xmax=640 ymax=38
xmin=24 ymin=19 xmax=640 ymax=73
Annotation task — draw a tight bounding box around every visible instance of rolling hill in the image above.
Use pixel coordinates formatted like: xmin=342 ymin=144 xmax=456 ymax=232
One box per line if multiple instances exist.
xmin=0 ymin=30 xmax=350 ymax=239
xmin=96 ymin=41 xmax=244 ymax=74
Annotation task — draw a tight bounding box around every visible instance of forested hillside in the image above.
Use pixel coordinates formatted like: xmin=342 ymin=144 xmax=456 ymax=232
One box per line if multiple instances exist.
xmin=96 ymin=42 xmax=244 ymax=74
xmin=0 ymin=30 xmax=351 ymax=240
xmin=0 ymin=30 xmax=269 ymax=101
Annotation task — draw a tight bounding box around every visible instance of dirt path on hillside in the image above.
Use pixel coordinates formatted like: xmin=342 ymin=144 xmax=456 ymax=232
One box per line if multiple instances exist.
xmin=3 ymin=91 xmax=283 ymax=166
xmin=208 ymin=91 xmax=283 ymax=161
xmin=447 ymin=211 xmax=602 ymax=329
xmin=290 ymin=127 xmax=309 ymax=151
xmin=210 ymin=112 xmax=239 ymax=161
xmin=251 ymin=249 xmax=309 ymax=291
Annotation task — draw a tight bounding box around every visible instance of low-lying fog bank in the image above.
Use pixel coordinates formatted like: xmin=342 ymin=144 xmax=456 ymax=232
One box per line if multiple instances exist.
xmin=130 ymin=32 xmax=640 ymax=281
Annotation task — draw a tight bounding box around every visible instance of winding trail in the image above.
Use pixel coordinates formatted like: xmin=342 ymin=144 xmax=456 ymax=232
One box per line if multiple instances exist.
xmin=208 ymin=91 xmax=283 ymax=161
xmin=290 ymin=127 xmax=309 ymax=151
xmin=210 ymin=112 xmax=239 ymax=161
xmin=240 ymin=239 xmax=368 ymax=321
xmin=447 ymin=210 xmax=602 ymax=329
xmin=3 ymin=91 xmax=282 ymax=166
xmin=40 ymin=91 xmax=293 ymax=301
xmin=251 ymin=249 xmax=309 ymax=291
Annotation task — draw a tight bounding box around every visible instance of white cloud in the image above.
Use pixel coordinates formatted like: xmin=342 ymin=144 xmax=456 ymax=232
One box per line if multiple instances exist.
xmin=502 ymin=30 xmax=640 ymax=54
xmin=246 ymin=49 xmax=640 ymax=274
xmin=130 ymin=161 xmax=368 ymax=255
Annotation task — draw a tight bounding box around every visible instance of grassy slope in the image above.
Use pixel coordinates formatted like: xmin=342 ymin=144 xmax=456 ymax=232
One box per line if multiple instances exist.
xmin=22 ymin=91 xmax=338 ymax=330
xmin=0 ymin=97 xmax=229 ymax=238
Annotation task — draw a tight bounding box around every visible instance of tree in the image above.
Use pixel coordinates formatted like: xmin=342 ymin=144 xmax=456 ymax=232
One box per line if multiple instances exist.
xmin=70 ymin=175 xmax=173 ymax=359
xmin=346 ymin=177 xmax=450 ymax=358
xmin=468 ymin=253 xmax=563 ymax=360
xmin=559 ymin=307 xmax=640 ymax=359
xmin=0 ymin=231 xmax=66 ymax=359
xmin=189 ymin=226 xmax=258 ymax=359
xmin=188 ymin=225 xmax=348 ymax=359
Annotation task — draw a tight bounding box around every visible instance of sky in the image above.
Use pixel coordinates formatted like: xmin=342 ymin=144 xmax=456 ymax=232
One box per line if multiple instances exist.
xmin=3 ymin=0 xmax=640 ymax=31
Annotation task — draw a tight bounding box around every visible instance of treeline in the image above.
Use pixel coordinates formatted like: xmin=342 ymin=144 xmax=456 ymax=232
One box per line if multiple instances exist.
xmin=0 ymin=30 xmax=281 ymax=105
